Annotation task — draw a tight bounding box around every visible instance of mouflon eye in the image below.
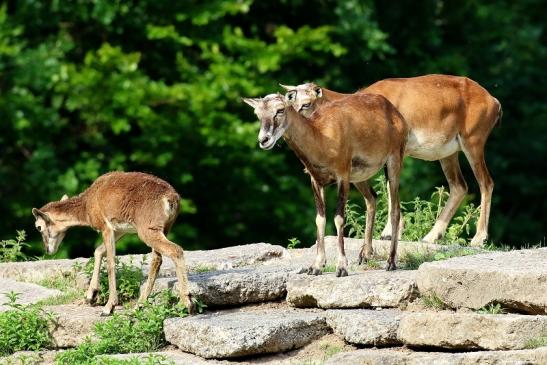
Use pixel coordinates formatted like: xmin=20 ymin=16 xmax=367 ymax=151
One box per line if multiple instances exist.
xmin=276 ymin=109 xmax=285 ymax=115
xmin=36 ymin=225 xmax=42 ymax=232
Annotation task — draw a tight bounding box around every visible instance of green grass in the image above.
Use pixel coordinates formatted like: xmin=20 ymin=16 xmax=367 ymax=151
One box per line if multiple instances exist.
xmin=321 ymin=263 xmax=336 ymax=273
xmin=0 ymin=230 xmax=29 ymax=263
xmin=400 ymin=247 xmax=477 ymax=270
xmin=55 ymin=290 xmax=199 ymax=365
xmin=420 ymin=293 xmax=448 ymax=310
xmin=34 ymin=268 xmax=85 ymax=306
xmin=0 ymin=292 xmax=54 ymax=356
xmin=476 ymin=303 xmax=506 ymax=315
xmin=345 ymin=175 xmax=481 ymax=245
xmin=525 ymin=332 xmax=547 ymax=349
xmin=193 ymin=264 xmax=217 ymax=273
xmin=95 ymin=354 xmax=175 ymax=365
xmin=362 ymin=258 xmax=382 ymax=270
xmin=83 ymin=256 xmax=145 ymax=306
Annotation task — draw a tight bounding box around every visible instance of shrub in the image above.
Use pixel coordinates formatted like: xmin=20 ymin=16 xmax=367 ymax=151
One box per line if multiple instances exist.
xmin=0 ymin=292 xmax=53 ymax=356
xmin=83 ymin=256 xmax=145 ymax=305
xmin=0 ymin=230 xmax=29 ymax=262
xmin=55 ymin=290 xmax=200 ymax=365
xmin=345 ymin=176 xmax=480 ymax=244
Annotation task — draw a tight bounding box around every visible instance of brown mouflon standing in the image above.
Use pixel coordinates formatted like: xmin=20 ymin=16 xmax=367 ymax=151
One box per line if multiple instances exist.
xmin=243 ymin=93 xmax=408 ymax=274
xmin=281 ymin=74 xmax=501 ymax=247
xmin=32 ymin=171 xmax=194 ymax=315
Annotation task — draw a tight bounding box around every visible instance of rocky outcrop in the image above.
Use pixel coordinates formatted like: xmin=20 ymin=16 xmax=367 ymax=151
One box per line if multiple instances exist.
xmin=164 ymin=309 xmax=329 ymax=359
xmin=149 ymin=265 xmax=296 ymax=306
xmin=326 ymin=309 xmax=403 ymax=346
xmin=46 ymin=304 xmax=107 ymax=348
xmin=325 ymin=347 xmax=547 ymax=365
xmin=0 ymin=279 xmax=61 ymax=311
xmin=287 ymin=270 xmax=418 ymax=309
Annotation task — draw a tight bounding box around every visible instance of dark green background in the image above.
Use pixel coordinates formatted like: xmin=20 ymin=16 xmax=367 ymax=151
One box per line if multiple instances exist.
xmin=1 ymin=0 xmax=545 ymax=258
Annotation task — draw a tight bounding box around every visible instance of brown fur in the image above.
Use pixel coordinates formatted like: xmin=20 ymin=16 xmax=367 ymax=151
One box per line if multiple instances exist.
xmin=32 ymin=171 xmax=194 ymax=315
xmin=244 ymin=93 xmax=408 ymax=273
xmin=286 ymin=74 xmax=501 ymax=246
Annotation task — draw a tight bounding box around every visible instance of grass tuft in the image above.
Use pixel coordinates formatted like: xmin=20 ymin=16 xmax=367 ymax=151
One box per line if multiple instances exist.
xmin=476 ymin=303 xmax=506 ymax=315
xmin=400 ymin=247 xmax=477 ymax=270
xmin=525 ymin=332 xmax=547 ymax=349
xmin=421 ymin=293 xmax=448 ymax=310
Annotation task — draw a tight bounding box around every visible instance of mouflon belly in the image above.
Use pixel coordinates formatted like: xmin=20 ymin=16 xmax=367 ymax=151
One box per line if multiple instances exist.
xmin=405 ymin=131 xmax=461 ymax=161
xmin=349 ymin=156 xmax=385 ymax=183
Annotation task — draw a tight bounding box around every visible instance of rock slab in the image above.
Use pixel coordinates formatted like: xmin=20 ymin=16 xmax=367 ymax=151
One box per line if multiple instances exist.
xmin=417 ymin=248 xmax=547 ymax=314
xmin=287 ymin=270 xmax=418 ymax=309
xmin=398 ymin=311 xmax=547 ymax=350
xmin=326 ymin=309 xmax=403 ymax=346
xmin=325 ymin=347 xmax=547 ymax=365
xmin=149 ymin=265 xmax=294 ymax=306
xmin=46 ymin=304 xmax=107 ymax=348
xmin=0 ymin=279 xmax=61 ymax=311
xmin=164 ymin=309 xmax=329 ymax=359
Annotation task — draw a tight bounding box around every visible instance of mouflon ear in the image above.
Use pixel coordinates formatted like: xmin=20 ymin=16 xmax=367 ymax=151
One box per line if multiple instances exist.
xmin=241 ymin=97 xmax=261 ymax=108
xmin=61 ymin=194 xmax=69 ymax=201
xmin=32 ymin=208 xmax=52 ymax=224
xmin=279 ymin=83 xmax=296 ymax=91
xmin=285 ymin=90 xmax=297 ymax=102
xmin=314 ymin=86 xmax=323 ymax=98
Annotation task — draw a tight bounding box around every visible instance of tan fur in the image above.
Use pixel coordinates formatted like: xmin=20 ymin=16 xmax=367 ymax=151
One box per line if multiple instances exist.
xmin=285 ymin=75 xmax=501 ymax=246
xmin=244 ymin=93 xmax=408 ymax=273
xmin=32 ymin=171 xmax=194 ymax=315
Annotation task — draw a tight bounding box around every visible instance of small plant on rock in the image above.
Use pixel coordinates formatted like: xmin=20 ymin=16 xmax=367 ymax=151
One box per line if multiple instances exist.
xmin=476 ymin=303 xmax=506 ymax=315
xmin=525 ymin=332 xmax=547 ymax=349
xmin=287 ymin=237 xmax=302 ymax=249
xmin=0 ymin=292 xmax=54 ymax=356
xmin=420 ymin=293 xmax=448 ymax=310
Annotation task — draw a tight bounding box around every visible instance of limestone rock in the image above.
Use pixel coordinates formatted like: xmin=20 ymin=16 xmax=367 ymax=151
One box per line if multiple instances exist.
xmin=0 ymin=279 xmax=61 ymax=311
xmin=164 ymin=309 xmax=329 ymax=359
xmin=417 ymin=248 xmax=547 ymax=314
xmin=46 ymin=304 xmax=107 ymax=348
xmin=326 ymin=309 xmax=403 ymax=346
xmin=149 ymin=265 xmax=295 ymax=306
xmin=287 ymin=270 xmax=418 ymax=309
xmin=398 ymin=311 xmax=547 ymax=350
xmin=325 ymin=347 xmax=547 ymax=365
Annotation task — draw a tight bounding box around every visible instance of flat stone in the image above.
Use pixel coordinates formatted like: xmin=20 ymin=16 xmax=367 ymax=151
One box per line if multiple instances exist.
xmin=46 ymin=304 xmax=107 ymax=348
xmin=417 ymin=248 xmax=547 ymax=314
xmin=398 ymin=311 xmax=547 ymax=350
xmin=326 ymin=309 xmax=403 ymax=346
xmin=0 ymin=243 xmax=287 ymax=284
xmin=0 ymin=279 xmax=61 ymax=311
xmin=164 ymin=309 xmax=329 ymax=359
xmin=0 ymin=259 xmax=86 ymax=284
xmin=287 ymin=270 xmax=418 ymax=309
xmin=325 ymin=347 xmax=547 ymax=365
xmin=289 ymin=236 xmax=479 ymax=265
xmin=0 ymin=350 xmax=60 ymax=365
xmin=99 ymin=351 xmax=217 ymax=365
xmin=149 ymin=265 xmax=298 ymax=306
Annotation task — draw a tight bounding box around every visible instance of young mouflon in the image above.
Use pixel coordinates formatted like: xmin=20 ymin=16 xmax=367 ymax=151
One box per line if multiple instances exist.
xmin=32 ymin=171 xmax=194 ymax=315
xmin=243 ymin=93 xmax=408 ymax=274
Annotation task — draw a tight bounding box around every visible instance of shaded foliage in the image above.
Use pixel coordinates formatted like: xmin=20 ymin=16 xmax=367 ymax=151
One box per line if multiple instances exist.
xmin=0 ymin=1 xmax=545 ymax=258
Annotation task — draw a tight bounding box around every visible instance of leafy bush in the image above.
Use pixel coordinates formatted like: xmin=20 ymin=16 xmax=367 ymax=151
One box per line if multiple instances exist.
xmin=55 ymin=291 xmax=197 ymax=365
xmin=0 ymin=230 xmax=29 ymax=262
xmin=0 ymin=292 xmax=53 ymax=356
xmin=83 ymin=256 xmax=145 ymax=305
xmin=345 ymin=176 xmax=480 ymax=244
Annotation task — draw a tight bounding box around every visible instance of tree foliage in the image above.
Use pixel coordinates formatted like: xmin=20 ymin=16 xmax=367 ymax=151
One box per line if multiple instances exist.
xmin=0 ymin=1 xmax=545 ymax=257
